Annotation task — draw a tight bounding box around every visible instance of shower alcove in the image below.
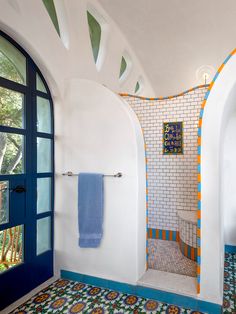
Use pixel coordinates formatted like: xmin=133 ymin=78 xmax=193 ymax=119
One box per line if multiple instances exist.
xmin=122 ymin=87 xmax=207 ymax=297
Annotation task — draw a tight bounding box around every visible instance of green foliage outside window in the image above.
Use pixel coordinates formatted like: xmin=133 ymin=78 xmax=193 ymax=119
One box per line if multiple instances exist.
xmin=0 ymin=44 xmax=24 ymax=176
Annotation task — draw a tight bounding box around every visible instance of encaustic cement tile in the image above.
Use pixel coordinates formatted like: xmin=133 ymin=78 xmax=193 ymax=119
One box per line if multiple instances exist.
xmin=11 ymin=253 xmax=236 ymax=313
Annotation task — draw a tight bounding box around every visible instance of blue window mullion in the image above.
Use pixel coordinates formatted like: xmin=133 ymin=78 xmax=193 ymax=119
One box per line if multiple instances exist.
xmin=0 ymin=77 xmax=27 ymax=94
xmin=34 ymin=90 xmax=49 ymax=99
xmin=36 ymin=172 xmax=53 ymax=178
xmin=24 ymin=59 xmax=37 ymax=263
xmin=0 ymin=125 xmax=26 ymax=135
xmin=36 ymin=132 xmax=53 ymax=139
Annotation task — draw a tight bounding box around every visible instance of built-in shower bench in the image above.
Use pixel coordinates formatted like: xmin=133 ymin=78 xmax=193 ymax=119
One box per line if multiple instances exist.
xmin=177 ymin=210 xmax=197 ymax=262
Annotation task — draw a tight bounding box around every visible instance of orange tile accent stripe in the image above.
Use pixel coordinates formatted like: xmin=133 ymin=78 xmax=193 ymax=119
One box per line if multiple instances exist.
xmin=197 ymin=228 xmax=201 ymax=237
xmin=149 ymin=229 xmax=153 ymax=239
xmin=119 ymin=85 xmax=209 ymax=101
xmin=198 ymin=118 xmax=202 ymax=127
xmin=197 ymin=284 xmax=200 ymax=294
xmin=197 ymin=210 xmax=201 ymax=219
xmin=184 ymin=244 xmax=188 ymax=257
xmin=218 ymin=63 xmax=225 ymax=73
xmin=197 ymin=192 xmax=201 ymax=200
xmin=197 ymin=265 xmax=201 ymax=275
xmin=197 ymin=173 xmax=201 ymax=182
xmin=176 ymin=232 xmax=180 ymax=242
xmin=191 ymin=247 xmax=195 ymax=260
xmin=201 ymin=99 xmax=206 ymax=109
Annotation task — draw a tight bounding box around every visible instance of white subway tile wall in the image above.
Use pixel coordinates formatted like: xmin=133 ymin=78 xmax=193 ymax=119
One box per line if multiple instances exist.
xmin=123 ymin=87 xmax=207 ymax=231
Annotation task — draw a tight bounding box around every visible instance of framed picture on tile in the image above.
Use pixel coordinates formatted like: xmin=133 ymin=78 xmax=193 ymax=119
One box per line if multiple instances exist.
xmin=163 ymin=122 xmax=183 ymax=155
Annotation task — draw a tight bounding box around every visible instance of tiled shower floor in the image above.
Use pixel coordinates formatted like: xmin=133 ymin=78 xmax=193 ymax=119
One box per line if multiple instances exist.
xmin=148 ymin=239 xmax=197 ymax=277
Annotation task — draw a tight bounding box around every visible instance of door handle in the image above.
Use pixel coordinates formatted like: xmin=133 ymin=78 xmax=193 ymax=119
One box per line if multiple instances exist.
xmin=11 ymin=185 xmax=26 ymax=193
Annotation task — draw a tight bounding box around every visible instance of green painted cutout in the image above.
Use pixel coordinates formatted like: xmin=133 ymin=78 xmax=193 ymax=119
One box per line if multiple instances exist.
xmin=119 ymin=56 xmax=127 ymax=78
xmin=87 ymin=11 xmax=101 ymax=64
xmin=42 ymin=0 xmax=60 ymax=36
xmin=135 ymin=81 xmax=140 ymax=93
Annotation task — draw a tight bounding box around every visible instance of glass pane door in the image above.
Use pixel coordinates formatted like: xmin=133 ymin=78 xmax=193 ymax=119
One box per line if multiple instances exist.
xmin=0 ymin=31 xmax=54 ymax=310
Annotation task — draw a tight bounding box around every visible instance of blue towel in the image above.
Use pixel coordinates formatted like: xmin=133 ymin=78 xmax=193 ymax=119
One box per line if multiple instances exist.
xmin=78 ymin=173 xmax=104 ymax=248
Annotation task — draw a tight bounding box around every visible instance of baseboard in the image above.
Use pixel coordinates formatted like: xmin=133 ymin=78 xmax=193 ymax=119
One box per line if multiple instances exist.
xmin=225 ymin=244 xmax=236 ymax=253
xmin=61 ymin=269 xmax=222 ymax=314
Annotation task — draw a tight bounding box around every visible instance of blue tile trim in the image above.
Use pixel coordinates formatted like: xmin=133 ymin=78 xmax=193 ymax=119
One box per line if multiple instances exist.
xmin=198 ymin=183 xmax=201 ymax=192
xmin=225 ymin=244 xmax=236 ymax=253
xmin=197 ymin=145 xmax=201 ymax=155
xmin=224 ymin=54 xmax=232 ymax=64
xmin=61 ymin=270 xmax=222 ymax=314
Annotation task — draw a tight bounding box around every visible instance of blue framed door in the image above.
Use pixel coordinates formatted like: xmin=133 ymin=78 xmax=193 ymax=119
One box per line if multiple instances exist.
xmin=0 ymin=31 xmax=54 ymax=310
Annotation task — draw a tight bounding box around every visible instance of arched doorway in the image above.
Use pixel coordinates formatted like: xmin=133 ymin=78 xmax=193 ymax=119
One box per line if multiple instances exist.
xmin=0 ymin=31 xmax=54 ymax=310
xmin=199 ymin=50 xmax=236 ymax=304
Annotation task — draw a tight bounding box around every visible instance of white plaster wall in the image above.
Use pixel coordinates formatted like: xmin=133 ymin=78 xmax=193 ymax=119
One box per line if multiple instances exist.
xmin=0 ymin=0 xmax=154 ymax=96
xmin=0 ymin=0 xmax=147 ymax=286
xmin=222 ymin=112 xmax=236 ymax=246
xmin=200 ymin=55 xmax=236 ymax=304
xmin=55 ymin=79 xmax=146 ymax=284
xmin=99 ymin=0 xmax=236 ymax=96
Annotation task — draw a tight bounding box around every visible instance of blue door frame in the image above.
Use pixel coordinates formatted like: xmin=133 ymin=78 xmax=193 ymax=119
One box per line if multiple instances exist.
xmin=0 ymin=30 xmax=54 ymax=310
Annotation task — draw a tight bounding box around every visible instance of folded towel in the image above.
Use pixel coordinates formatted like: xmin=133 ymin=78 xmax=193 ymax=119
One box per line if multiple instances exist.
xmin=78 ymin=173 xmax=104 ymax=248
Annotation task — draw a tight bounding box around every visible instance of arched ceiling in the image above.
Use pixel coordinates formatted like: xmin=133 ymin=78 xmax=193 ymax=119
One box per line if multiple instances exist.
xmin=98 ymin=0 xmax=236 ymax=96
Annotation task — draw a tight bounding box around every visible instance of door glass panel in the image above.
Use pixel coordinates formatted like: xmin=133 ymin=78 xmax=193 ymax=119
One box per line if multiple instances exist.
xmin=0 ymin=132 xmax=24 ymax=175
xmin=0 ymin=87 xmax=24 ymax=129
xmin=37 ymin=97 xmax=51 ymax=134
xmin=0 ymin=35 xmax=26 ymax=85
xmin=0 ymin=225 xmax=23 ymax=273
xmin=0 ymin=181 xmax=9 ymax=225
xmin=37 ymin=217 xmax=51 ymax=255
xmin=37 ymin=178 xmax=51 ymax=214
xmin=36 ymin=73 xmax=47 ymax=93
xmin=37 ymin=138 xmax=52 ymax=173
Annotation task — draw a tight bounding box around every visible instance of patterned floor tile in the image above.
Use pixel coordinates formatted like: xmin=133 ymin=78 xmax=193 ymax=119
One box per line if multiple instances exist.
xmin=148 ymin=239 xmax=197 ymax=277
xmin=11 ymin=278 xmax=205 ymax=314
xmin=11 ymin=252 xmax=236 ymax=313
xmin=223 ymin=253 xmax=236 ymax=313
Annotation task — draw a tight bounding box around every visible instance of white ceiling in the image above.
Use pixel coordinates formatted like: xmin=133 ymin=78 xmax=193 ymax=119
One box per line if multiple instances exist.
xmin=98 ymin=0 xmax=236 ymax=95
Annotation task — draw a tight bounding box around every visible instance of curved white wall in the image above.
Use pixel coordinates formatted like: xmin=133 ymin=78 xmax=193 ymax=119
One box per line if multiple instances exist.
xmin=222 ymin=111 xmax=236 ymax=246
xmin=55 ymin=79 xmax=146 ymax=284
xmin=98 ymin=0 xmax=236 ymax=96
xmin=0 ymin=0 xmax=154 ymax=96
xmin=201 ymin=54 xmax=236 ymax=304
xmin=0 ymin=0 xmax=147 ymax=286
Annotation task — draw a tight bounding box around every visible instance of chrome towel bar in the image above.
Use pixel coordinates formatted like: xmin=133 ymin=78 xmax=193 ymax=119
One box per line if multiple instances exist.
xmin=62 ymin=171 xmax=122 ymax=178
